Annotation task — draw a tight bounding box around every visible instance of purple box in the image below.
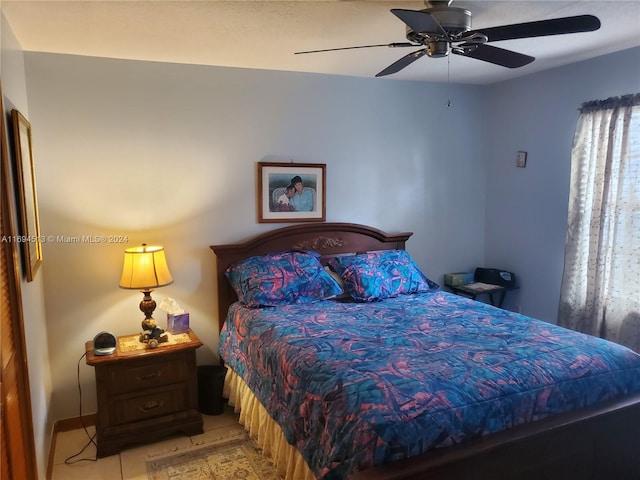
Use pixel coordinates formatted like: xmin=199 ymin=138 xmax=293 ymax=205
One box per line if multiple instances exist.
xmin=167 ymin=313 xmax=190 ymax=334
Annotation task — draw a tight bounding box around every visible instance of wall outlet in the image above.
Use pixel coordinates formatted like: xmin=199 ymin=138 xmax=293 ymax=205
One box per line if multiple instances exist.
xmin=516 ymin=151 xmax=527 ymax=168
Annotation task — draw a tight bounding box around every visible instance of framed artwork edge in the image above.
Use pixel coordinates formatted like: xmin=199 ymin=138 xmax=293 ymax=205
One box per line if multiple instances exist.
xmin=11 ymin=109 xmax=42 ymax=282
xmin=257 ymin=162 xmax=326 ymax=223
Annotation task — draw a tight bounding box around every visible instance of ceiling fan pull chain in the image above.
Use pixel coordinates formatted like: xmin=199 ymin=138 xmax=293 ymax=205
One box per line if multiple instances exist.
xmin=447 ymin=55 xmax=451 ymax=107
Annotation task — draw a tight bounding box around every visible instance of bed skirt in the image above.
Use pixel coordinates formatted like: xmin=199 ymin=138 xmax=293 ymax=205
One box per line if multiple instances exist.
xmin=223 ymin=367 xmax=316 ymax=480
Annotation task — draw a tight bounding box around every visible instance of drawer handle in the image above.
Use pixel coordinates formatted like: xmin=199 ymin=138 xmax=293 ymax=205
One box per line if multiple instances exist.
xmin=139 ymin=400 xmax=164 ymax=412
xmin=137 ymin=370 xmax=162 ymax=381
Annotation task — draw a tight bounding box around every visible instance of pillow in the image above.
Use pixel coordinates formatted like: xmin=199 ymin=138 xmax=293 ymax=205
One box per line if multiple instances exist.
xmin=327 ymin=250 xmax=439 ymax=302
xmin=226 ymin=250 xmax=343 ymax=307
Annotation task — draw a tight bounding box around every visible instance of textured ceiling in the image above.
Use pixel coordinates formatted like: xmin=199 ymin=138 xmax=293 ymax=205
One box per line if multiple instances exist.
xmin=2 ymin=0 xmax=640 ymax=84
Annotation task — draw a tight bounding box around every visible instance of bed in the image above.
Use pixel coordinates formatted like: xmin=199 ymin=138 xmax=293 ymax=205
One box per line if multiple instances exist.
xmin=210 ymin=223 xmax=640 ymax=480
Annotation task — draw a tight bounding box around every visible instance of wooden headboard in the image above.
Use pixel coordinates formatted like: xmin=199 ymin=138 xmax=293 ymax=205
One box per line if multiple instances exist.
xmin=210 ymin=223 xmax=412 ymax=331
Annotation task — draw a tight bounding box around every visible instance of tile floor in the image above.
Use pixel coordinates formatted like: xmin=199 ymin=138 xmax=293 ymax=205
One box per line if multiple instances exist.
xmin=50 ymin=406 xmax=243 ymax=480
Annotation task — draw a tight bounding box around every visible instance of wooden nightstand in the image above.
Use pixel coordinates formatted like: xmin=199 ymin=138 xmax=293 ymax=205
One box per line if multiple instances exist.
xmin=85 ymin=329 xmax=204 ymax=457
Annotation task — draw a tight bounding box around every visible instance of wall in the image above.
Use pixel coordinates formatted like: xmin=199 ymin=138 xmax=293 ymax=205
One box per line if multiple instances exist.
xmin=22 ymin=52 xmax=489 ymax=422
xmin=484 ymin=46 xmax=640 ymax=323
xmin=1 ymin=12 xmax=53 ymax=478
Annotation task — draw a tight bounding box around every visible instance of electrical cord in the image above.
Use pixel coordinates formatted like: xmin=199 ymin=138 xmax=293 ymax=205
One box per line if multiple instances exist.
xmin=64 ymin=351 xmax=98 ymax=464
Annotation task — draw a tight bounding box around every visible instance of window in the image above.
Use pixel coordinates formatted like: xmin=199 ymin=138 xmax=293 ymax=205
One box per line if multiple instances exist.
xmin=558 ymin=94 xmax=640 ymax=351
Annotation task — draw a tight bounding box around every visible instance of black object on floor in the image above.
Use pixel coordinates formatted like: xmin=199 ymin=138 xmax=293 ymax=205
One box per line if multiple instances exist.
xmin=197 ymin=365 xmax=226 ymax=415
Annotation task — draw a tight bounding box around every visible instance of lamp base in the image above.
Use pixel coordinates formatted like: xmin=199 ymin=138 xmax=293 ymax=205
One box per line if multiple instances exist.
xmin=139 ymin=290 xmax=157 ymax=321
xmin=138 ymin=290 xmax=168 ymax=348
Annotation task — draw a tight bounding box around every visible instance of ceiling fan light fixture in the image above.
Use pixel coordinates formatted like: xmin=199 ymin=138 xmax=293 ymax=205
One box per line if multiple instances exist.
xmin=427 ymin=40 xmax=450 ymax=57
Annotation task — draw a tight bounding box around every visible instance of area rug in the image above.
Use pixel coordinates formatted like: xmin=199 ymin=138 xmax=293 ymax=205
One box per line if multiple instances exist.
xmin=146 ymin=430 xmax=281 ymax=480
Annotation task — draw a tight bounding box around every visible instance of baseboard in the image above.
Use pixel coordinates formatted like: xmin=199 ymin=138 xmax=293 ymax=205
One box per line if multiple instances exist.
xmin=54 ymin=414 xmax=96 ymax=432
xmin=46 ymin=414 xmax=96 ymax=480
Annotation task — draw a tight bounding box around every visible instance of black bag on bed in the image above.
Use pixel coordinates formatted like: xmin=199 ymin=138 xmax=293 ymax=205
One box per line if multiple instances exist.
xmin=474 ymin=268 xmax=516 ymax=288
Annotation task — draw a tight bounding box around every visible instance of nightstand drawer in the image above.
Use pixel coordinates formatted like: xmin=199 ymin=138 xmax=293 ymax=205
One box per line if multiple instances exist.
xmin=111 ymin=386 xmax=187 ymax=425
xmin=108 ymin=355 xmax=189 ymax=394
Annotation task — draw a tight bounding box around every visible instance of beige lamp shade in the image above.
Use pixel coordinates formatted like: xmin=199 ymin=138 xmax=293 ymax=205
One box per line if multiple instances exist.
xmin=119 ymin=244 xmax=173 ymax=290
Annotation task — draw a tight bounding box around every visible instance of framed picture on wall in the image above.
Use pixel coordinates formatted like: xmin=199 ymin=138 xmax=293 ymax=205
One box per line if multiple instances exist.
xmin=257 ymin=162 xmax=326 ymax=223
xmin=11 ymin=109 xmax=43 ymax=282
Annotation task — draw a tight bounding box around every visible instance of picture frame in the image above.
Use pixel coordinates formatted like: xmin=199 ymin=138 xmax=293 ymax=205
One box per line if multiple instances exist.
xmin=11 ymin=109 xmax=42 ymax=282
xmin=257 ymin=162 xmax=326 ymax=223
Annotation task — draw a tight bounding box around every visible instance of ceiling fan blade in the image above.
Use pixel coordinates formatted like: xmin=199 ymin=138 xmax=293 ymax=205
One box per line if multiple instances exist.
xmin=376 ymin=49 xmax=428 ymax=77
xmin=295 ymin=43 xmax=418 ymax=55
xmin=475 ymin=15 xmax=600 ymax=42
xmin=391 ymin=9 xmax=447 ymax=37
xmin=455 ymin=44 xmax=534 ymax=68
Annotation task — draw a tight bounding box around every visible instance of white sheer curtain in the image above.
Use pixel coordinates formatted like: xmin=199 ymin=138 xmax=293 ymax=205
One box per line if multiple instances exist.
xmin=558 ymin=93 xmax=640 ymax=352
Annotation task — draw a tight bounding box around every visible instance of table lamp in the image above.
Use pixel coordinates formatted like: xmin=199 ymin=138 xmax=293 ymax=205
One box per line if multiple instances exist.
xmin=119 ymin=244 xmax=173 ymax=330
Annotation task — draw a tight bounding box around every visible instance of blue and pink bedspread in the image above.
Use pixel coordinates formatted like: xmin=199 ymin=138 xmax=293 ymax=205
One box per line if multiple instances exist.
xmin=218 ymin=291 xmax=640 ymax=479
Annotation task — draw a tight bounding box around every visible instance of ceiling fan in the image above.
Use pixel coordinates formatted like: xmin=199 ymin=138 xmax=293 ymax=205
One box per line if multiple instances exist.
xmin=295 ymin=0 xmax=601 ymax=77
